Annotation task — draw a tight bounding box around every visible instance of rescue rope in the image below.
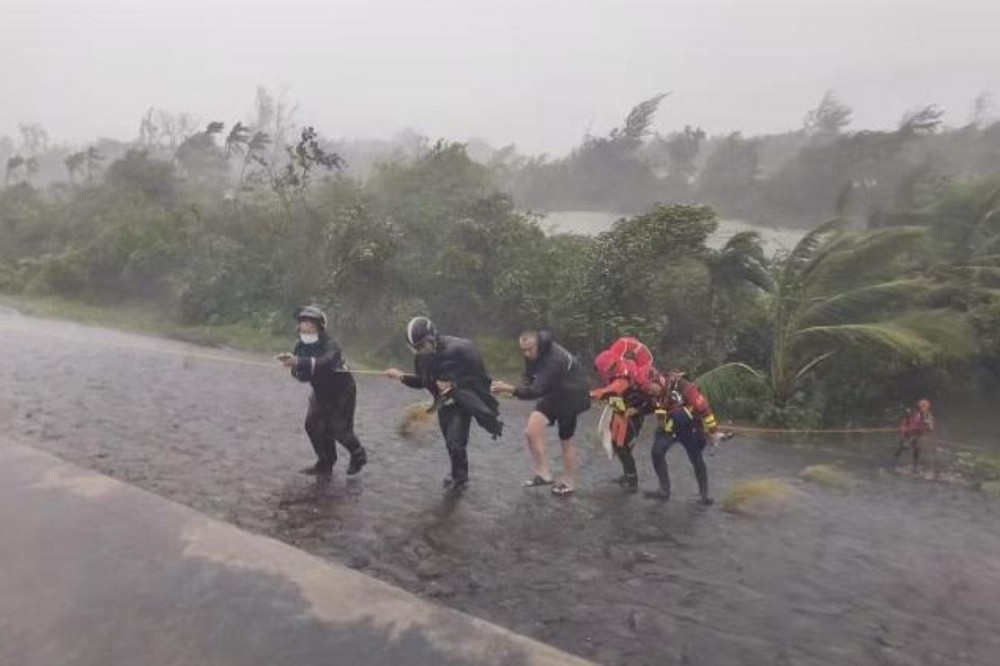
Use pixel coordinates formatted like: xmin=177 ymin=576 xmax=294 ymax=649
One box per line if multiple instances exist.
xmin=0 ymin=323 xmax=955 ymax=438
xmin=724 ymin=424 xmax=900 ymax=435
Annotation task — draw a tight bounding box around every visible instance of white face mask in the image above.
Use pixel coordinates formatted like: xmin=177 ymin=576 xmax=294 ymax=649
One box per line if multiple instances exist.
xmin=300 ymin=333 xmax=319 ymax=345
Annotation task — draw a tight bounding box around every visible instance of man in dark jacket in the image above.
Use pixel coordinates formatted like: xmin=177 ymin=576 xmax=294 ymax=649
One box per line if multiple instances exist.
xmin=384 ymin=316 xmax=503 ymax=491
xmin=278 ymin=305 xmax=367 ymax=476
xmin=491 ymin=330 xmax=590 ymax=497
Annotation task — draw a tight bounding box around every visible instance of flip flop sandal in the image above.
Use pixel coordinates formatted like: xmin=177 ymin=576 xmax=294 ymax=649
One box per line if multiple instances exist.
xmin=551 ymin=483 xmax=575 ymax=497
xmin=523 ymin=475 xmax=554 ymax=488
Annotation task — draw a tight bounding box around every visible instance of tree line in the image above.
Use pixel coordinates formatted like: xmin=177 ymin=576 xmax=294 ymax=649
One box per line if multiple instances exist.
xmin=2 ymin=90 xmax=999 ymax=425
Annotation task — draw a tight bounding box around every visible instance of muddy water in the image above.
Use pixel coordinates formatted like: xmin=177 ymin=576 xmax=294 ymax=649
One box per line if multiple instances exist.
xmin=2 ymin=309 xmax=999 ymax=665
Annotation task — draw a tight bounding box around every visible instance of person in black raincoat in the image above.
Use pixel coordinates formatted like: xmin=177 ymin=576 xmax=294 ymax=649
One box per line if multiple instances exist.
xmin=278 ymin=305 xmax=368 ymax=476
xmin=384 ymin=316 xmax=503 ymax=491
xmin=491 ymin=330 xmax=590 ymax=497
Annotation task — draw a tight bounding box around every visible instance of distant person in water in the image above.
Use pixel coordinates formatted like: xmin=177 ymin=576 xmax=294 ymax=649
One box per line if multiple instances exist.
xmin=383 ymin=316 xmax=503 ymax=492
xmin=277 ymin=305 xmax=367 ymax=477
xmin=894 ymin=398 xmax=934 ymax=473
xmin=491 ymin=330 xmax=591 ymax=497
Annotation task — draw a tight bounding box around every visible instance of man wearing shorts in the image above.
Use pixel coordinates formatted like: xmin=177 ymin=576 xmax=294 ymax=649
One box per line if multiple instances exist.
xmin=492 ymin=330 xmax=590 ymax=496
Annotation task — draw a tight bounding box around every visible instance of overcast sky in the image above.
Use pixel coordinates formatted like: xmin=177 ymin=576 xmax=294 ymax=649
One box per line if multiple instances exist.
xmin=2 ymin=0 xmax=998 ymax=156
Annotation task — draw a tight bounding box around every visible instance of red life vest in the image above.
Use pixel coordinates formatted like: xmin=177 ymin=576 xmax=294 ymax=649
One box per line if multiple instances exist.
xmin=604 ymin=337 xmax=658 ymax=391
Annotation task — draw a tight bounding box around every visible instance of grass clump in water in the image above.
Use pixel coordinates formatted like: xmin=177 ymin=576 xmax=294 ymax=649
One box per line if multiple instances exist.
xmin=981 ymin=481 xmax=1000 ymax=496
xmin=398 ymin=402 xmax=433 ymax=438
xmin=722 ymin=478 xmax=796 ymax=514
xmin=722 ymin=479 xmax=795 ymax=513
xmin=799 ymin=464 xmax=853 ymax=489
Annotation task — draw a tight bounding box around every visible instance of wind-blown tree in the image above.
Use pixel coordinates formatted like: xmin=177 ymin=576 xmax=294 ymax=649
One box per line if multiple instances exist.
xmin=706 ymin=230 xmax=771 ymax=310
xmin=575 ymin=203 xmax=718 ymax=357
xmin=64 ymin=146 xmax=105 ymax=186
xmin=657 ymin=125 xmax=706 ymax=200
xmin=104 ymin=150 xmax=178 ymax=205
xmin=509 ymin=94 xmax=670 ymax=213
xmin=64 ymin=151 xmax=85 ymax=185
xmin=905 ymin=180 xmax=1000 ymax=384
xmin=803 ymin=91 xmax=852 ymax=137
xmin=697 ymin=133 xmax=762 ymax=218
xmin=697 ymin=230 xmax=773 ymax=367
xmin=698 ymin=220 xmax=977 ymax=425
xmin=175 ymin=121 xmax=230 ymax=188
xmin=5 ymin=156 xmax=27 ymax=187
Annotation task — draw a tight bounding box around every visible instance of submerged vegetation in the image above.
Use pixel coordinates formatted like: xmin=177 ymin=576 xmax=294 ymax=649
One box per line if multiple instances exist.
xmin=721 ymin=478 xmax=797 ymax=514
xmin=2 ymin=89 xmax=1000 ymax=425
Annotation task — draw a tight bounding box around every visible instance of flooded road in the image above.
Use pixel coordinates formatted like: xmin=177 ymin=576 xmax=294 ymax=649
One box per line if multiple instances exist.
xmin=2 ymin=309 xmax=999 ymax=665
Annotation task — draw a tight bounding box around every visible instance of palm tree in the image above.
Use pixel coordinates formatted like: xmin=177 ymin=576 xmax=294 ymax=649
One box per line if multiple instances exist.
xmin=5 ymin=155 xmax=25 ymax=187
xmin=705 ymin=230 xmax=771 ymax=310
xmin=83 ymin=146 xmax=104 ymax=185
xmin=64 ymin=151 xmax=86 ymax=184
xmin=891 ymin=179 xmax=1000 ymax=288
xmin=697 ymin=219 xmax=976 ymax=421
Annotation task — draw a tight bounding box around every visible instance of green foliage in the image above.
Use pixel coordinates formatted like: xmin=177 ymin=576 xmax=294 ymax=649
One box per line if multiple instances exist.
xmin=954 ymin=452 xmax=1000 ymax=484
xmin=508 ymin=95 xmax=671 ymax=213
xmin=104 ymin=150 xmax=178 ymax=204
xmin=697 ymin=218 xmax=980 ymax=424
xmin=5 ymin=105 xmax=1000 ymax=430
xmin=697 ymin=133 xmax=762 ymax=217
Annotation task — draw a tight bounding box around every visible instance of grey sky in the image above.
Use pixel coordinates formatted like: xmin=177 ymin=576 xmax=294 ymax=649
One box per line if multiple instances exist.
xmin=2 ymin=0 xmax=998 ymax=156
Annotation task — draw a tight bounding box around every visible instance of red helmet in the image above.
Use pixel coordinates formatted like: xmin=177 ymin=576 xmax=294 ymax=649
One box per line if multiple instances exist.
xmin=594 ymin=349 xmax=629 ymax=383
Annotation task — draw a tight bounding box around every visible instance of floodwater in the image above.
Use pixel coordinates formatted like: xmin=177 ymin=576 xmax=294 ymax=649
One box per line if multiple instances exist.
xmin=539 ymin=210 xmax=806 ymax=256
xmin=2 ymin=309 xmax=999 ymax=666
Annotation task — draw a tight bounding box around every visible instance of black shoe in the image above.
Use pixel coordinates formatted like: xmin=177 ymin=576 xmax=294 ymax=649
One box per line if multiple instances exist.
xmin=347 ymin=448 xmax=367 ymax=476
xmin=300 ymin=461 xmax=334 ymax=476
xmin=442 ymin=476 xmax=468 ymax=491
xmin=698 ymin=496 xmax=714 ymax=506
xmin=643 ymin=489 xmax=670 ymax=501
xmin=623 ymin=474 xmax=639 ymax=492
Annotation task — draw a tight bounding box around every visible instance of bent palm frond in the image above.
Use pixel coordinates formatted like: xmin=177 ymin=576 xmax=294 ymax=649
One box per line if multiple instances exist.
xmin=695 ymin=362 xmax=768 ymax=405
xmin=793 ymin=278 xmax=938 ymax=329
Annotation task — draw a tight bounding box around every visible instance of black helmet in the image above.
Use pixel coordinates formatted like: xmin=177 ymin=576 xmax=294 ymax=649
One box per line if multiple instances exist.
xmin=406 ymin=316 xmax=437 ymax=350
xmin=295 ymin=305 xmax=327 ymax=329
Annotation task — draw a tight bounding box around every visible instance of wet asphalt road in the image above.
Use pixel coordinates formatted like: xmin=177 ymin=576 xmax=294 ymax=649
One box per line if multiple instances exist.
xmin=2 ymin=309 xmax=999 ymax=665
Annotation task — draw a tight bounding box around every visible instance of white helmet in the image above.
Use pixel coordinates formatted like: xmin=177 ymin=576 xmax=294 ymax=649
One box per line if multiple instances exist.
xmin=406 ymin=316 xmax=437 ymax=350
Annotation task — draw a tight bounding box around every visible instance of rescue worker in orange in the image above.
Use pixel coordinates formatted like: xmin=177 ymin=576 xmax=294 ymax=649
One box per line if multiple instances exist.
xmin=894 ymin=398 xmax=934 ymax=473
xmin=590 ymin=337 xmax=657 ymax=492
xmin=646 ymin=371 xmax=721 ymax=504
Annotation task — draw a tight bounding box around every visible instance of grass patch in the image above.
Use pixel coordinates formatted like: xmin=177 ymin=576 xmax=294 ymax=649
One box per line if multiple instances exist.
xmin=981 ymin=481 xmax=1000 ymax=496
xmin=1 ymin=293 xmax=288 ymax=352
xmin=799 ymin=464 xmax=853 ymax=489
xmin=953 ymin=451 xmax=1000 ymax=485
xmin=722 ymin=478 xmax=796 ymax=514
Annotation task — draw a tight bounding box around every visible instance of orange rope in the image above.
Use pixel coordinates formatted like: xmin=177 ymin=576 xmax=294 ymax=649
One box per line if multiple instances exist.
xmin=725 ymin=424 xmax=900 ymax=434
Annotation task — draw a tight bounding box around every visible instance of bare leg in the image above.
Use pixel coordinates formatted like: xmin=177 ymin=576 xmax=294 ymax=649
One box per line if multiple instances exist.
xmin=558 ymin=438 xmax=579 ymax=490
xmin=524 ymin=411 xmax=551 ymax=481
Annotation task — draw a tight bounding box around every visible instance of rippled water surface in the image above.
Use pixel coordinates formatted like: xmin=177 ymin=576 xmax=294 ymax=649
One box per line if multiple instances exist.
xmin=2 ymin=309 xmax=998 ymax=665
